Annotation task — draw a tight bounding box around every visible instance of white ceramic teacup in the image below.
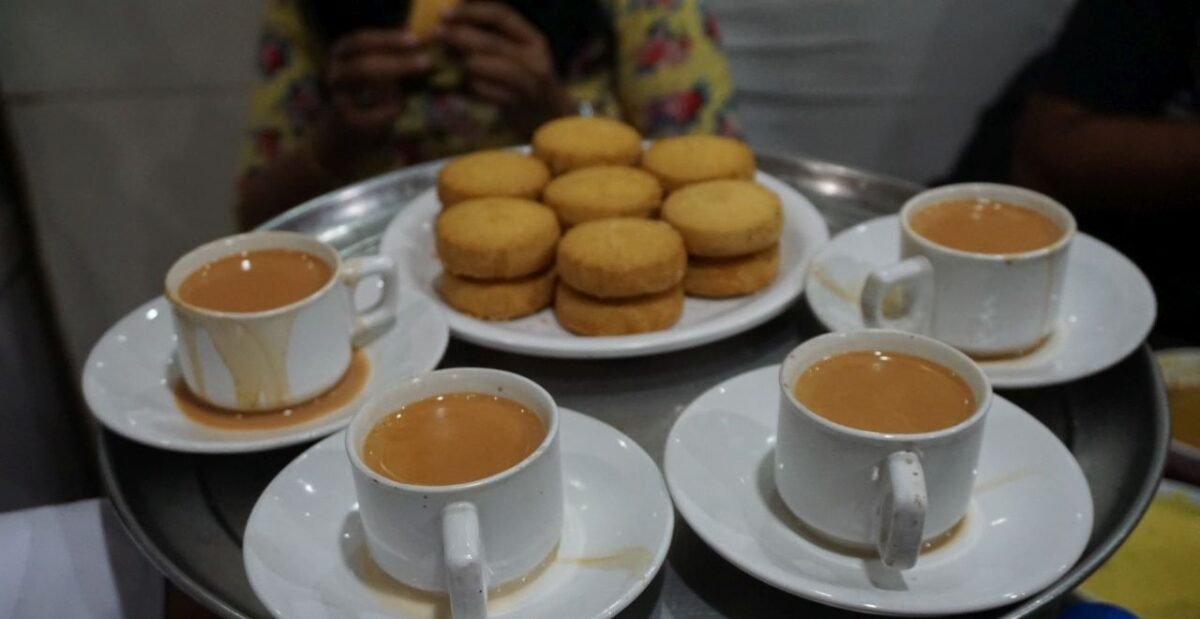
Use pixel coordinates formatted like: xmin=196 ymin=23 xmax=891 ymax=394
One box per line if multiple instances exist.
xmin=346 ymin=368 xmax=564 ymax=619
xmin=165 ymin=231 xmax=396 ymax=411
xmin=775 ymin=330 xmax=992 ymax=570
xmin=861 ymin=183 xmax=1076 ymax=357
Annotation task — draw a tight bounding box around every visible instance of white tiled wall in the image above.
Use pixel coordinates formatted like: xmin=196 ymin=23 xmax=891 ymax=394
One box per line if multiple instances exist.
xmin=2 ymin=1 xmax=262 ymax=369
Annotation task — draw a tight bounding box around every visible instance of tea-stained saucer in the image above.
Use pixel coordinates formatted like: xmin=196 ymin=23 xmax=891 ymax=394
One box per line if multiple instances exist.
xmin=243 ymin=409 xmax=674 ymax=619
xmin=82 ymin=292 xmax=448 ymax=453
xmin=664 ymin=366 xmax=1093 ymax=616
xmin=804 ymin=215 xmax=1156 ymax=388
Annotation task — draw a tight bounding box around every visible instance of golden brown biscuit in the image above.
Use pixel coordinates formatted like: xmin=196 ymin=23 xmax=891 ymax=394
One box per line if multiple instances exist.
xmin=542 ymin=166 xmax=662 ymax=226
xmin=437 ymin=150 xmax=551 ymax=207
xmin=532 ymin=117 xmax=643 ymax=174
xmin=555 ymin=282 xmax=684 ymax=336
xmin=661 ymin=180 xmax=783 ymax=257
xmin=437 ymin=268 xmax=555 ymax=320
xmin=557 ymin=218 xmax=685 ymax=298
xmin=642 ymin=135 xmax=755 ymax=192
xmin=684 ymin=244 xmax=780 ymax=298
xmin=436 ymin=198 xmax=560 ymax=279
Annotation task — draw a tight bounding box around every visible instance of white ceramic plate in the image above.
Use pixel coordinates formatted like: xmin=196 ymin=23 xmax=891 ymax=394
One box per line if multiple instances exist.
xmin=379 ymin=171 xmax=830 ymax=359
xmin=664 ymin=365 xmax=1093 ymax=616
xmin=243 ymin=409 xmax=674 ymax=619
xmin=805 ymin=215 xmax=1156 ymax=388
xmin=82 ymin=292 xmax=448 ymax=453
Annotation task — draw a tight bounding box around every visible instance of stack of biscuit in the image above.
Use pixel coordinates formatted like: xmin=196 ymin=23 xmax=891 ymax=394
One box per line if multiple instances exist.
xmin=435 ymin=197 xmax=561 ymax=320
xmin=662 ymin=180 xmax=783 ymax=298
xmin=430 ymin=116 xmax=783 ymax=332
xmin=555 ymin=218 xmax=687 ymax=335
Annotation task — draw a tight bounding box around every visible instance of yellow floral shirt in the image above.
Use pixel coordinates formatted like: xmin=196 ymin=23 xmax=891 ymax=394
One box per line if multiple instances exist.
xmin=239 ymin=0 xmax=740 ymax=184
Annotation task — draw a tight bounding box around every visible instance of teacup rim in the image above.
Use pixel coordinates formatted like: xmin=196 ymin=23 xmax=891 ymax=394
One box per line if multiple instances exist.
xmin=164 ymin=231 xmax=343 ymax=319
xmin=778 ymin=330 xmax=993 ymax=443
xmin=900 ymin=182 xmax=1077 ymax=261
xmin=345 ymin=367 xmax=560 ymax=494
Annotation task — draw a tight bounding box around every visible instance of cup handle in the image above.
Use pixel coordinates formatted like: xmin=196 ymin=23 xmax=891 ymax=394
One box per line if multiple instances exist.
xmin=341 ymin=255 xmax=398 ymax=347
xmin=874 ymin=451 xmax=927 ymax=570
xmin=443 ymin=502 xmax=488 ymax=619
xmin=860 ymin=256 xmax=933 ymax=333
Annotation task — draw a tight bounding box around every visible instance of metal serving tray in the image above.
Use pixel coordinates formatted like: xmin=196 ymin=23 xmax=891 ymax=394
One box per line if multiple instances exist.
xmin=98 ymin=153 xmax=1168 ymax=618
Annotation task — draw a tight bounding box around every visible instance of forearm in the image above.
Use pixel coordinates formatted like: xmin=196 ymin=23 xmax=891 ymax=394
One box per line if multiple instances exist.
xmin=1012 ymin=94 xmax=1200 ymax=212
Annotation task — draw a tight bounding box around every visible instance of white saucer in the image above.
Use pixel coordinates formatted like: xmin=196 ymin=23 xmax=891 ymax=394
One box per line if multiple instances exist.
xmin=82 ymin=291 xmax=448 ymax=453
xmin=805 ymin=215 xmax=1156 ymax=388
xmin=664 ymin=365 xmax=1093 ymax=616
xmin=243 ymin=409 xmax=674 ymax=619
xmin=379 ymin=171 xmax=830 ymax=359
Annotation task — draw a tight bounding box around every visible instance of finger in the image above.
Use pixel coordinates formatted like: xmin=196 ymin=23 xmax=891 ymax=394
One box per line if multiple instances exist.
xmin=445 ymin=1 xmax=540 ymax=44
xmin=440 ymin=23 xmax=521 ymax=58
xmin=331 ymin=29 xmax=420 ymax=61
xmin=327 ymin=53 xmax=431 ymax=87
xmin=469 ymin=77 xmax=518 ymax=108
xmin=465 ymin=54 xmax=539 ymax=100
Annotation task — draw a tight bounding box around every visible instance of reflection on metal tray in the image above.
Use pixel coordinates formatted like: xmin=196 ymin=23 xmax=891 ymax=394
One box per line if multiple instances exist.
xmin=98 ymin=153 xmax=1168 ymax=619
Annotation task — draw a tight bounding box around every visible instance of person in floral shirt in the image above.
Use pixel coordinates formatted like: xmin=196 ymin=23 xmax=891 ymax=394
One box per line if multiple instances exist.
xmin=237 ymin=0 xmax=741 ymax=229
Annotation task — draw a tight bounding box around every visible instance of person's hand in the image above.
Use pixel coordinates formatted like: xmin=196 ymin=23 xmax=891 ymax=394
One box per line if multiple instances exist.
xmin=439 ymin=1 xmax=575 ymax=135
xmin=314 ymin=29 xmax=431 ymax=176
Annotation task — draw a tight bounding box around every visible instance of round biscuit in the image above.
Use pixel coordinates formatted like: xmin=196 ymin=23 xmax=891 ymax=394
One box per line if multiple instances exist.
xmin=532 ymin=117 xmax=642 ymax=174
xmin=557 ymin=218 xmax=685 ymax=298
xmin=642 ymin=135 xmax=755 ymax=192
xmin=554 ymin=282 xmax=683 ymax=336
xmin=684 ymin=244 xmax=780 ymax=298
xmin=436 ymin=197 xmax=560 ymax=279
xmin=437 ymin=268 xmax=555 ymax=320
xmin=543 ymin=166 xmax=662 ymax=226
xmin=661 ymin=180 xmax=783 ymax=257
xmin=437 ymin=150 xmax=551 ymax=207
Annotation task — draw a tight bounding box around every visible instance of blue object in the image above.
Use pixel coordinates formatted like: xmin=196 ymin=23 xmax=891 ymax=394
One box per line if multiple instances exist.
xmin=1061 ymin=602 xmax=1138 ymax=619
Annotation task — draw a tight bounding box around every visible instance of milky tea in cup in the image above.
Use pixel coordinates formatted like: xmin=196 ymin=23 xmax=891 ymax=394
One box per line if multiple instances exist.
xmin=347 ymin=368 xmax=564 ymax=619
xmin=177 ymin=248 xmax=332 ymax=313
xmin=908 ymin=198 xmax=1064 ymax=255
xmin=776 ymin=330 xmax=991 ymax=569
xmin=165 ymin=231 xmax=397 ymax=411
xmin=861 ymin=183 xmax=1076 ymax=358
xmin=792 ymin=350 xmax=975 ymax=435
xmin=362 ymin=392 xmax=546 ymax=486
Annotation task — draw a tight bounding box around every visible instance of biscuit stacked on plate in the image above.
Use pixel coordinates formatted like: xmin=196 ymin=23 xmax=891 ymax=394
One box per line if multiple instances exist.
xmin=556 ymin=219 xmax=686 ymax=335
xmin=435 ymin=197 xmax=560 ymax=320
xmin=431 ymin=118 xmax=783 ymax=334
xmin=664 ymin=180 xmax=783 ymax=298
xmin=645 ymin=135 xmax=781 ymax=298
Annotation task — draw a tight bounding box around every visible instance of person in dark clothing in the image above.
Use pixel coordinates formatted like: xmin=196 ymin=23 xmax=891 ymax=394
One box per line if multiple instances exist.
xmin=947 ymin=0 xmax=1199 ymax=342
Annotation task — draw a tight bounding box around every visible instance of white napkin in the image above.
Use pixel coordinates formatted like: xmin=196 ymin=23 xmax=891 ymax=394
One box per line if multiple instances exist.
xmin=0 ymin=499 xmax=163 ymax=619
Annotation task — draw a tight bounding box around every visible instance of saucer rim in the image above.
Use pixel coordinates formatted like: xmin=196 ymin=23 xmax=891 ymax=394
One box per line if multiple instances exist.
xmin=81 ymin=293 xmax=449 ymax=453
xmin=664 ymin=364 xmax=1094 ymax=616
xmin=804 ymin=214 xmax=1156 ymax=388
xmin=243 ymin=407 xmax=675 ymax=619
